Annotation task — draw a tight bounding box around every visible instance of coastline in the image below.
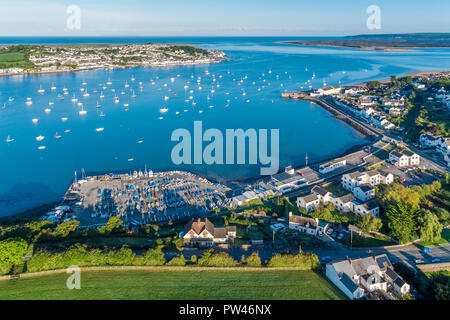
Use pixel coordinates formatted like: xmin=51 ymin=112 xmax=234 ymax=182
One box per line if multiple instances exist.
xmin=277 ymin=41 xmax=417 ymax=52
xmin=0 ymin=59 xmax=229 ymax=78
xmin=354 ymin=69 xmax=450 ymax=86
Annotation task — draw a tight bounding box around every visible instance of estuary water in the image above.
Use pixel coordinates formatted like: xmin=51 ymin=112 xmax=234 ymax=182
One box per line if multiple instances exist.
xmin=1 ymin=37 xmax=450 ymax=216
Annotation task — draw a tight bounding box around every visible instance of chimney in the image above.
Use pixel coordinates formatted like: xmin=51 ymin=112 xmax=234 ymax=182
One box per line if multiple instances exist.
xmin=346 ymin=256 xmax=352 ymax=264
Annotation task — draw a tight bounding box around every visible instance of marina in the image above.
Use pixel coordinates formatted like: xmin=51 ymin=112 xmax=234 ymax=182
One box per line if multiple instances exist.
xmin=45 ymin=169 xmax=232 ymax=228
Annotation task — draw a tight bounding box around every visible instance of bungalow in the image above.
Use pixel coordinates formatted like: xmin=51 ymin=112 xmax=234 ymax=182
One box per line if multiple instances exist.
xmin=183 ymin=218 xmax=236 ymax=247
xmin=296 ymin=193 xmax=320 ymax=212
xmin=353 ymin=184 xmax=375 ymax=202
xmin=288 ymin=212 xmax=319 ymax=235
xmin=319 ymin=158 xmax=347 ymax=174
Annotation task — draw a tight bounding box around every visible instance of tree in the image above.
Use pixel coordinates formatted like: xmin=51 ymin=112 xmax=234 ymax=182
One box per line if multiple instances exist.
xmin=167 ymin=254 xmax=186 ymax=266
xmin=52 ymin=220 xmax=80 ymax=238
xmin=0 ymin=239 xmax=28 ymax=266
xmin=417 ymin=210 xmax=442 ymax=243
xmin=244 ymin=252 xmax=262 ymax=267
xmin=385 ymin=202 xmax=418 ymax=244
xmin=357 ymin=214 xmax=382 ymax=233
xmin=142 ymin=246 xmax=166 ymax=266
xmin=98 ymin=216 xmax=123 ymax=234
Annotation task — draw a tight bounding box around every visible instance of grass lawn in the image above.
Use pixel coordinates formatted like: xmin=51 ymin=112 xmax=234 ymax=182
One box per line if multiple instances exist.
xmin=0 ymin=269 xmax=346 ymax=300
xmin=342 ymin=234 xmax=394 ymax=248
xmin=420 ymin=229 xmax=450 ymax=246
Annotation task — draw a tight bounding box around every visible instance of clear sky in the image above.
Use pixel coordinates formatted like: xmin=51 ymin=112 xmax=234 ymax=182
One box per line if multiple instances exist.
xmin=0 ymin=0 xmax=449 ymax=36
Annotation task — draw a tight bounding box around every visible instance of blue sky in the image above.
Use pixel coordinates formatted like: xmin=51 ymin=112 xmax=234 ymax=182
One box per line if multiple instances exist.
xmin=0 ymin=0 xmax=448 ymax=36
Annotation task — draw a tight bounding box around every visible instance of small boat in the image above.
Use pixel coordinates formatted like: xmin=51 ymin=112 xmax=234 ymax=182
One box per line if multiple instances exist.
xmin=38 ymin=146 xmax=46 ymax=150
xmin=128 ymin=158 xmax=134 ymax=162
xmin=32 ymin=118 xmax=39 ymax=124
xmin=64 ymin=129 xmax=71 ymax=133
xmin=125 ymin=81 xmax=130 ymax=88
xmin=106 ymin=78 xmax=112 ymax=85
xmin=137 ymin=140 xmax=143 ymax=144
xmin=48 ymin=101 xmax=54 ymax=106
xmin=61 ymin=117 xmax=68 ymax=122
xmin=51 ymin=83 xmax=56 ymax=91
xmin=36 ymin=135 xmax=45 ymax=141
xmin=96 ymin=101 xmax=102 ymax=108
xmin=44 ymin=108 xmax=51 ymax=113
xmin=37 ymin=85 xmax=45 ymax=93
xmin=123 ymin=103 xmax=129 ymax=107
xmin=99 ymin=112 xmax=105 ymax=117
xmin=5 ymin=135 xmax=14 ymax=143
xmin=71 ymin=94 xmax=78 ymax=102
xmin=83 ymin=90 xmax=90 ymax=97
xmin=8 ymin=97 xmax=14 ymax=102
xmin=54 ymin=132 xmax=62 ymax=139
xmin=159 ymin=108 xmax=168 ymax=113
xmin=96 ymin=127 xmax=104 ymax=132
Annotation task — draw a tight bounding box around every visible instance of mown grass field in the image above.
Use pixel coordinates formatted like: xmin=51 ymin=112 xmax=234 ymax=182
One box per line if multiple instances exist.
xmin=0 ymin=269 xmax=346 ymax=300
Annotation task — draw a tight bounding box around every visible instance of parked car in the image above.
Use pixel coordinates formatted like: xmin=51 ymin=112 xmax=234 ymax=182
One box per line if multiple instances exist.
xmin=337 ymin=233 xmax=344 ymax=240
xmin=331 ymin=232 xmax=338 ymax=238
xmin=321 ymin=256 xmax=332 ymax=263
xmin=415 ymin=259 xmax=425 ymax=264
xmin=423 ymin=247 xmax=431 ymax=253
xmin=326 ymin=228 xmax=334 ymax=235
xmin=317 ymin=230 xmax=323 ymax=237
xmin=431 ymin=258 xmax=441 ymax=263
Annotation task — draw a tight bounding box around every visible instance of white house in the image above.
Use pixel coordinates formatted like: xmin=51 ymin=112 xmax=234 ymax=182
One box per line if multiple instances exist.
xmin=419 ymin=133 xmax=441 ymax=147
xmin=270 ymin=166 xmax=307 ymax=193
xmin=319 ymin=158 xmax=347 ymax=174
xmin=353 ymin=200 xmax=380 ymax=216
xmin=317 ymin=85 xmax=341 ymax=96
xmin=183 ymin=218 xmax=236 ymax=247
xmin=288 ymin=212 xmax=319 ymax=235
xmin=353 ymin=184 xmax=376 ymax=202
xmin=326 ymin=254 xmax=409 ymax=300
xmin=296 ymin=193 xmax=320 ymax=212
xmin=389 ymin=150 xmax=420 ymax=167
xmin=311 ymin=185 xmax=333 ymax=205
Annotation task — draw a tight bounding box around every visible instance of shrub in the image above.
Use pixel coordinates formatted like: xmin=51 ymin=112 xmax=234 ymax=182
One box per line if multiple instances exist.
xmin=167 ymin=255 xmax=186 ymax=266
xmin=142 ymin=246 xmax=166 ymax=266
xmin=0 ymin=239 xmax=29 ymax=274
xmin=244 ymin=252 xmax=262 ymax=267
xmin=198 ymin=250 xmax=238 ymax=267
xmin=267 ymin=253 xmax=319 ymax=269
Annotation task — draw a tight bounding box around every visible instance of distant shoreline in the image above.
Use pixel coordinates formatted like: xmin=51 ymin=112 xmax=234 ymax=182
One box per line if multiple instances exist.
xmin=277 ymin=41 xmax=419 ymax=52
xmin=354 ymin=69 xmax=450 ymax=87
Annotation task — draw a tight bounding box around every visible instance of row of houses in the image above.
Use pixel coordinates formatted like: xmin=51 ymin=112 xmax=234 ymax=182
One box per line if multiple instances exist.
xmin=326 ymin=254 xmax=410 ymax=300
xmin=297 ymin=185 xmax=380 ymax=217
xmin=419 ymin=133 xmax=450 ymax=167
xmin=342 ymin=170 xmax=394 ymax=201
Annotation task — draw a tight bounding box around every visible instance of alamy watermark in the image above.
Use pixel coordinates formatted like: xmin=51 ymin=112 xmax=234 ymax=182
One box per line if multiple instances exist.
xmin=66 ymin=265 xmax=81 ymax=290
xmin=171 ymin=121 xmax=279 ymax=175
xmin=67 ymin=5 xmax=81 ymax=30
xmin=366 ymin=5 xmax=381 ymax=30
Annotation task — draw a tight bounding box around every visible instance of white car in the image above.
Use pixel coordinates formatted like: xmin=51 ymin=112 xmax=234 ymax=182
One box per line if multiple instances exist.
xmin=326 ymin=228 xmax=333 ymax=235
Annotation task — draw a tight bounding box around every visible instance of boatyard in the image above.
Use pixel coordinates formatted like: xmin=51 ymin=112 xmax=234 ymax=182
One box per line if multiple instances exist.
xmin=45 ymin=170 xmax=232 ymax=228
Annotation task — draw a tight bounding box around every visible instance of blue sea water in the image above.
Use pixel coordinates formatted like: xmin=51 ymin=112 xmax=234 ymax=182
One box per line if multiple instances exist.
xmin=1 ymin=37 xmax=450 ymax=216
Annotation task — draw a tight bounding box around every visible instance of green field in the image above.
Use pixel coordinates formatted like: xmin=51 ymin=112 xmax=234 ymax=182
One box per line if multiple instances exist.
xmin=0 ymin=269 xmax=346 ymax=300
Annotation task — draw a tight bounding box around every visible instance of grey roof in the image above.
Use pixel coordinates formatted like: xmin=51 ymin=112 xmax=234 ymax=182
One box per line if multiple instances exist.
xmin=302 ymin=193 xmax=319 ymax=203
xmin=366 ymin=170 xmax=380 ymax=177
xmin=331 ymin=260 xmax=357 ymax=278
xmin=378 ymin=170 xmax=392 ymax=177
xmin=289 ymin=215 xmax=317 ymax=228
xmin=351 ymin=257 xmax=380 ymax=276
xmin=363 ymin=200 xmax=379 ymax=211
xmin=390 ymin=150 xmax=403 ymax=158
xmin=312 ymin=185 xmax=330 ymax=197
xmin=355 ymin=184 xmax=374 ymax=192
xmin=214 ymin=227 xmax=227 ymax=239
xmin=402 ymin=150 xmax=415 ymax=157
xmin=339 ymin=193 xmax=356 ymax=204
xmin=394 ymin=276 xmax=407 ymax=288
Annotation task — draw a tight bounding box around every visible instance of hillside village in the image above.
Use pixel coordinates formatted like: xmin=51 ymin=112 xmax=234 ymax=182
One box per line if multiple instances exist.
xmin=0 ymin=43 xmax=227 ymax=75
